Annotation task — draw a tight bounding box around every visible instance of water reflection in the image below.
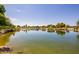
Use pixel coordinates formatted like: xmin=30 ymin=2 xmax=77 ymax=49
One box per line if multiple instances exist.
xmin=76 ymin=34 xmax=79 ymax=40
xmin=23 ymin=29 xmax=66 ymax=36
xmin=56 ymin=30 xmax=66 ymax=36
xmin=22 ymin=29 xmax=27 ymax=32
xmin=74 ymin=34 xmax=79 ymax=52
xmin=0 ymin=32 xmax=15 ymax=47
xmin=0 ymin=30 xmax=79 ymax=53
xmin=0 ymin=46 xmax=12 ymax=53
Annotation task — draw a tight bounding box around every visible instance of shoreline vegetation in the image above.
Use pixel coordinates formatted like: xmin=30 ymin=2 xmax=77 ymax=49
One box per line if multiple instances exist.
xmin=0 ymin=4 xmax=79 ymax=34
xmin=22 ymin=22 xmax=79 ymax=32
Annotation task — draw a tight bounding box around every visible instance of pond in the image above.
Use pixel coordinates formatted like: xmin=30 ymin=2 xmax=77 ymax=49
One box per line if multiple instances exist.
xmin=0 ymin=30 xmax=79 ymax=54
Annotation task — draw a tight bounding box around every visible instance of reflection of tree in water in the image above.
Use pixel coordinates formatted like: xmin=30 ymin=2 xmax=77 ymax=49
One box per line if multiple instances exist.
xmin=76 ymin=34 xmax=79 ymax=40
xmin=75 ymin=34 xmax=79 ymax=51
xmin=23 ymin=29 xmax=27 ymax=32
xmin=0 ymin=32 xmax=15 ymax=46
xmin=56 ymin=30 xmax=66 ymax=36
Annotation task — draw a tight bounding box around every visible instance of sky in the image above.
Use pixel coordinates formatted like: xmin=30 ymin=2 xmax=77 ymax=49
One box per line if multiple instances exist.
xmin=4 ymin=4 xmax=79 ymax=26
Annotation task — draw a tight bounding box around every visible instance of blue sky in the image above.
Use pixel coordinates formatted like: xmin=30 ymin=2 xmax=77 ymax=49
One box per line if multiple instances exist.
xmin=4 ymin=4 xmax=79 ymax=26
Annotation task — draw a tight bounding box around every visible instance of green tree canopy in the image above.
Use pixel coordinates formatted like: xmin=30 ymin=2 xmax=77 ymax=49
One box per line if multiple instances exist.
xmin=0 ymin=13 xmax=12 ymax=26
xmin=56 ymin=22 xmax=66 ymax=28
xmin=0 ymin=4 xmax=6 ymax=15
xmin=0 ymin=4 xmax=14 ymax=28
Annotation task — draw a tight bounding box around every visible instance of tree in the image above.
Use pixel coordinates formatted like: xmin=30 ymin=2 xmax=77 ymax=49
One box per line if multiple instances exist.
xmin=0 ymin=4 xmax=6 ymax=15
xmin=5 ymin=17 xmax=12 ymax=26
xmin=0 ymin=4 xmax=15 ymax=30
xmin=0 ymin=14 xmax=12 ymax=26
xmin=52 ymin=25 xmax=56 ymax=28
xmin=17 ymin=25 xmax=20 ymax=28
xmin=47 ymin=24 xmax=52 ymax=28
xmin=0 ymin=14 xmax=7 ymax=26
xmin=0 ymin=4 xmax=10 ymax=26
xmin=56 ymin=22 xmax=66 ymax=28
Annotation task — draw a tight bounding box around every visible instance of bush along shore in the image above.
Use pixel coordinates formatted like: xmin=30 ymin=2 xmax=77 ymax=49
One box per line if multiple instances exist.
xmin=0 ymin=29 xmax=14 ymax=34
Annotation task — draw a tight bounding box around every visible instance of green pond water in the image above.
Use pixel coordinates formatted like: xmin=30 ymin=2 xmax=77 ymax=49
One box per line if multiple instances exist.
xmin=0 ymin=30 xmax=79 ymax=54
